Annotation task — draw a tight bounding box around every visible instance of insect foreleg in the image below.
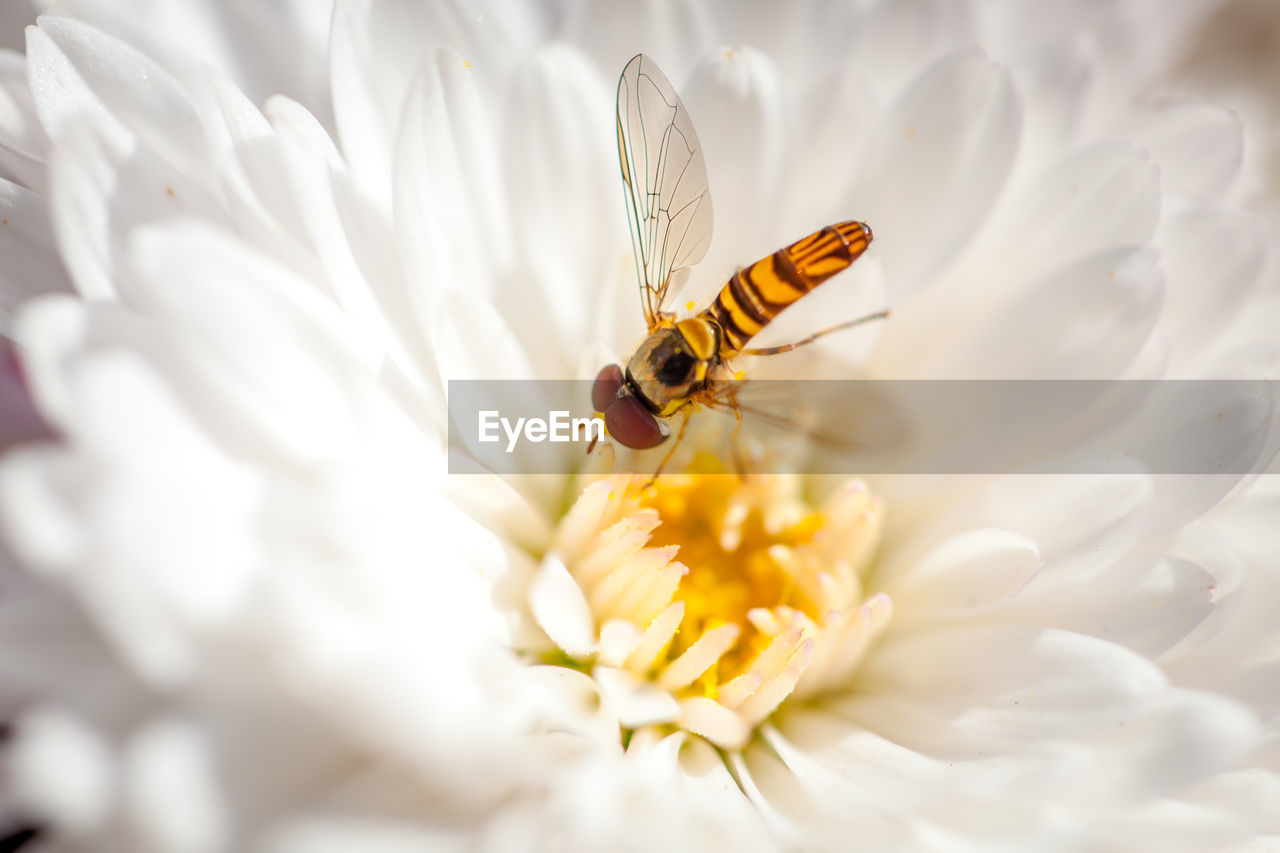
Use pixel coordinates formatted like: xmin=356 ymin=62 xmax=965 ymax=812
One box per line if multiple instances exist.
xmin=646 ymin=407 xmax=693 ymax=486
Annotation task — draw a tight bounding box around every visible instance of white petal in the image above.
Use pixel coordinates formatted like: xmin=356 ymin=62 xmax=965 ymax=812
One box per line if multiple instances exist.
xmin=1010 ymin=553 xmax=1217 ymax=659
xmin=393 ymin=46 xmax=506 ymax=311
xmin=7 ymin=292 xmax=87 ymax=431
xmin=442 ymin=475 xmax=552 ymax=554
xmin=328 ymin=0 xmax=393 ymax=206
xmin=884 ymin=527 xmax=1042 ymax=628
xmin=728 ymin=740 xmax=915 ymax=850
xmin=1184 ymin=768 xmax=1280 ymax=833
xmin=328 ymin=158 xmax=443 ymax=405
xmin=433 ymin=290 xmax=542 ymax=390
xmin=593 ymin=665 xmax=680 ymax=727
xmin=529 ymin=554 xmax=595 ymax=659
xmin=0 ymin=444 xmax=83 ymax=574
xmin=45 ymin=117 xmax=121 ymax=300
xmin=124 ymin=221 xmax=367 ymax=460
xmin=252 ymin=92 xmax=437 ymax=393
xmin=35 ymin=16 xmax=210 ymax=179
xmin=25 ymin=21 xmax=129 ymax=148
xmin=1011 ymin=31 xmax=1098 ymax=160
xmin=123 ymin=719 xmax=229 ymax=853
xmin=523 ymin=665 xmax=621 ymax=744
xmin=1111 ymin=377 xmax=1274 ymax=525
xmin=941 ymin=247 xmax=1163 ymax=378
xmin=763 ymin=711 xmax=944 ymax=812
xmin=1081 ymin=689 xmax=1260 ymax=804
xmin=776 ymin=60 xmax=879 ymax=230
xmin=597 ymin=619 xmax=643 ymax=667
xmin=1120 ymin=97 xmax=1243 ymax=202
xmin=203 ymin=70 xmax=327 ymax=281
xmin=8 ymin=707 xmax=115 ymax=836
xmin=0 ymin=175 xmax=71 ymax=324
xmin=0 ymin=590 xmax=144 ymax=720
xmin=565 ymin=0 xmax=716 ymax=88
xmin=976 ymin=474 xmax=1152 ymax=575
xmin=334 ymin=0 xmax=549 ymax=207
xmin=986 ymin=139 xmax=1161 ymax=281
xmin=0 ymin=48 xmax=51 ymax=190
xmin=678 ymin=696 xmax=750 ymax=751
xmin=848 ymin=626 xmax=1166 ymax=756
xmin=262 ymin=817 xmax=468 ymax=853
xmin=0 ymin=343 xmax=48 ymax=450
xmin=9 ymin=348 xmax=260 ymax=622
xmin=669 ymin=734 xmax=770 ymax=842
xmin=34 ymin=0 xmax=332 ymax=124
xmin=504 ymin=45 xmax=617 ymax=350
xmin=846 ymin=0 xmax=978 ymax=103
xmin=48 ymin=112 xmax=226 ymax=301
xmin=851 ymin=47 xmax=1020 ymax=297
xmin=1159 ymin=203 xmax=1266 ymax=369
xmin=684 ymin=46 xmax=785 ymax=302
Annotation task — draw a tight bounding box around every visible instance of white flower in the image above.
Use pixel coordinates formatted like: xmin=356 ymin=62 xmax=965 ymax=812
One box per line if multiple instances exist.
xmin=0 ymin=2 xmax=1278 ymax=852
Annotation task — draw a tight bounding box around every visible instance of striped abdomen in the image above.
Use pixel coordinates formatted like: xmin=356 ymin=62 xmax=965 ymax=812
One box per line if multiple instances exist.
xmin=702 ymin=220 xmax=873 ymax=355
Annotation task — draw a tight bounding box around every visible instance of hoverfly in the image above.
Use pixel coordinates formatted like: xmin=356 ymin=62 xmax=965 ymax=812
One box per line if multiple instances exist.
xmin=593 ymin=54 xmax=886 ymax=469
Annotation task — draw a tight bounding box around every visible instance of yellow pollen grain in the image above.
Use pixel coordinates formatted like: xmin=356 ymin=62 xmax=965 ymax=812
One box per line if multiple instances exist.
xmin=686 ymin=300 xmax=696 ymax=312
xmin=463 ymin=59 xmax=471 ymax=68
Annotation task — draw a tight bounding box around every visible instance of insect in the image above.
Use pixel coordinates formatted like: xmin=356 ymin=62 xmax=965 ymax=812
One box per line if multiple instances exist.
xmin=593 ymin=53 xmax=886 ymax=469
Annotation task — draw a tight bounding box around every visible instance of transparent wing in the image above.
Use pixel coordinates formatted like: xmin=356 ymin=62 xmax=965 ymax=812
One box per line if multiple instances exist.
xmin=701 ymin=377 xmax=906 ymax=455
xmin=617 ymin=54 xmax=713 ymax=326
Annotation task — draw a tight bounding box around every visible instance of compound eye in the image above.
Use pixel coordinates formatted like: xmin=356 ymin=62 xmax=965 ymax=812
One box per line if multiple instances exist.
xmin=656 ymin=350 xmax=694 ymax=386
xmin=592 ymin=364 xmax=625 ymax=412
xmin=604 ymin=396 xmax=667 ymax=449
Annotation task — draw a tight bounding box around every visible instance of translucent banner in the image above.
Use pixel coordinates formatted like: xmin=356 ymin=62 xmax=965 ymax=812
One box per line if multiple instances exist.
xmin=447 ymin=380 xmax=1280 ymax=476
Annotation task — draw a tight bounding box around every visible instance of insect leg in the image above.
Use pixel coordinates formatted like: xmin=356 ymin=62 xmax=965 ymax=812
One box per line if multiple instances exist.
xmin=739 ymin=310 xmax=889 ymax=357
xmin=646 ymin=407 xmax=693 ymax=486
xmin=730 ymin=399 xmax=747 ymax=478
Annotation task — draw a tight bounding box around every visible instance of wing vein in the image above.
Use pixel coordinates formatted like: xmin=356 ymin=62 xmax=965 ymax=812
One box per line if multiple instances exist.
xmin=616 ymin=55 xmax=714 ymax=327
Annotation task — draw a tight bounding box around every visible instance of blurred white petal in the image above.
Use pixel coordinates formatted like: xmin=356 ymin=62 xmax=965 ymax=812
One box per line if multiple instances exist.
xmin=0 ymin=3 xmax=1274 ymax=851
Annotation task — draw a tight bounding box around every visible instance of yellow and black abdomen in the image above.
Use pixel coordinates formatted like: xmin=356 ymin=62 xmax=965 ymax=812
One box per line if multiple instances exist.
xmin=702 ymin=220 xmax=873 ymax=355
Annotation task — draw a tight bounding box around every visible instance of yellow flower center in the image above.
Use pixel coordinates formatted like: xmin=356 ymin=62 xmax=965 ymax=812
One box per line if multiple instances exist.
xmin=542 ymin=469 xmax=891 ymax=749
xmin=641 ymin=475 xmax=824 ymax=694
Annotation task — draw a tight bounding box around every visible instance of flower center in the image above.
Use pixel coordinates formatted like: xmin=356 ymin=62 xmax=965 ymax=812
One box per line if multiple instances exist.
xmin=540 ymin=469 xmax=892 ymax=750
xmin=641 ymin=474 xmax=826 ymax=692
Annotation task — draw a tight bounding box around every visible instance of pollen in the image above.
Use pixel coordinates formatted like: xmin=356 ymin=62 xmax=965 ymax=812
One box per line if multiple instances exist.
xmin=542 ymin=472 xmax=890 ymax=750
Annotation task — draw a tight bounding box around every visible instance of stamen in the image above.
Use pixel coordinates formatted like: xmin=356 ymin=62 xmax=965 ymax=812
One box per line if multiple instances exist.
xmin=541 ymin=473 xmax=890 ymax=748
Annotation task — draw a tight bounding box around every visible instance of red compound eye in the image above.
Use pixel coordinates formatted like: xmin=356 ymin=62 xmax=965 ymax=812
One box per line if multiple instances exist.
xmin=592 ymin=364 xmax=625 ymax=412
xmin=604 ymin=395 xmax=667 ymax=449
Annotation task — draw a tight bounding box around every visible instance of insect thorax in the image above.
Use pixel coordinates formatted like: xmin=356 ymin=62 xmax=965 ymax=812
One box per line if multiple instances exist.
xmin=626 ymin=318 xmax=722 ymax=417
